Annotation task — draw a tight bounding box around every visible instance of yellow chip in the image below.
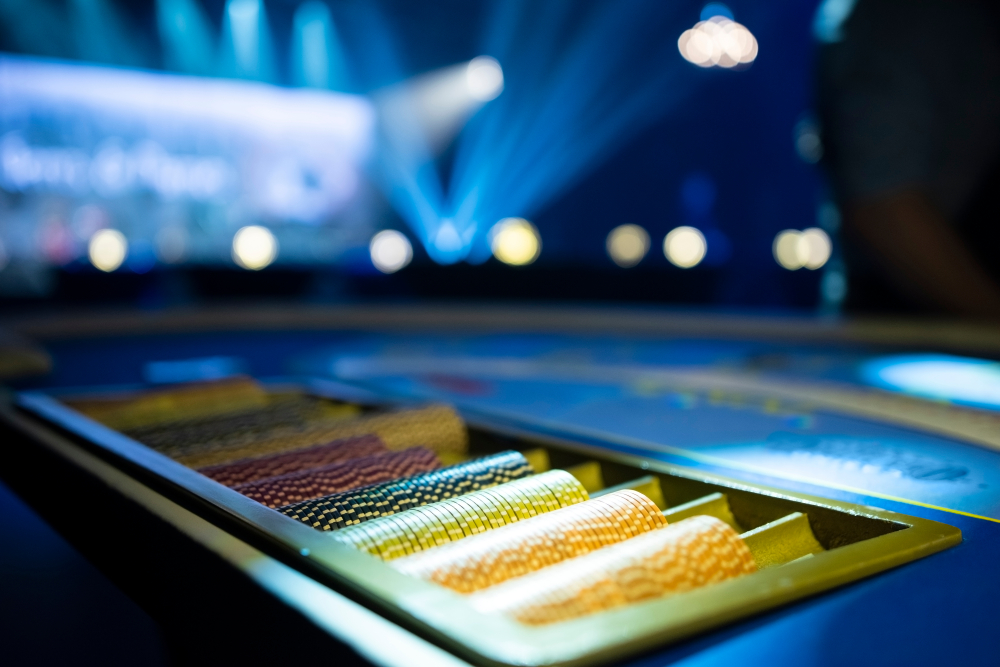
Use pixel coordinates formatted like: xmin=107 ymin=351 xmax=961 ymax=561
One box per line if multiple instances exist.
xmin=446 ymin=496 xmax=489 ymax=536
xmin=378 ymin=513 xmax=421 ymax=555
xmin=431 ymin=500 xmax=473 ymax=539
xmin=520 ymin=480 xmax=561 ymax=514
xmin=475 ymin=487 xmax=520 ymax=527
xmin=421 ymin=503 xmax=466 ymax=543
xmin=493 ymin=484 xmax=536 ymax=521
xmin=462 ymin=492 xmax=504 ymax=530
xmin=397 ymin=510 xmax=441 ymax=552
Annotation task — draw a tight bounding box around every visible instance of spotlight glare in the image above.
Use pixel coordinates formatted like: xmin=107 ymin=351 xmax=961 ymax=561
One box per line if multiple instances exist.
xmin=466 ymin=56 xmax=504 ymax=102
xmin=607 ymin=224 xmax=650 ymax=267
xmin=232 ymin=225 xmax=277 ymax=270
xmin=490 ymin=217 xmax=540 ymax=266
xmin=88 ymin=229 xmax=128 ymax=272
xmin=663 ymin=226 xmax=707 ymax=268
xmin=369 ymin=229 xmax=413 ymax=273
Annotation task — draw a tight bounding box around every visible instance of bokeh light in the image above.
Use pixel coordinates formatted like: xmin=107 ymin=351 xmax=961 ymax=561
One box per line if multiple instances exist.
xmin=800 ymin=228 xmax=832 ymax=269
xmin=88 ymin=229 xmax=128 ymax=272
xmin=491 ymin=217 xmax=541 ymax=266
xmin=794 ymin=118 xmax=824 ymax=164
xmin=773 ymin=227 xmax=832 ymax=270
xmin=232 ymin=225 xmax=277 ymax=270
xmin=606 ymin=224 xmax=650 ymax=267
xmin=678 ymin=16 xmax=758 ymax=69
xmin=862 ymin=354 xmax=1000 ymax=410
xmin=663 ymin=226 xmax=707 ymax=268
xmin=370 ymin=229 xmax=413 ymax=273
xmin=466 ymin=56 xmax=504 ymax=102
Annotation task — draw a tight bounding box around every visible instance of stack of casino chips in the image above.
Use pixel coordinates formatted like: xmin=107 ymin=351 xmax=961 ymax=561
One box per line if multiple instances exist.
xmin=198 ymin=434 xmax=389 ymax=487
xmin=469 ymin=515 xmax=757 ymax=625
xmin=68 ymin=376 xmax=271 ymax=431
xmin=391 ymin=489 xmax=667 ymax=592
xmin=280 ymin=450 xmax=535 ymax=531
xmin=128 ymin=393 xmax=359 ymax=457
xmin=72 ymin=377 xmax=468 ymax=469
xmin=333 ymin=470 xmax=590 ymax=561
xmin=233 ymin=447 xmax=441 ymax=508
xmin=176 ymin=403 xmax=467 ymax=468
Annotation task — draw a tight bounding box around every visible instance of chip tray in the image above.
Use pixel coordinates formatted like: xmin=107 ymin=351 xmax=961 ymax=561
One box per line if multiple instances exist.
xmin=10 ymin=386 xmax=962 ymax=667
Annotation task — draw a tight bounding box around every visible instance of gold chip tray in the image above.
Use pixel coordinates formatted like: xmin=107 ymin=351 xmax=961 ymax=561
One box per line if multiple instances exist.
xmin=7 ymin=387 xmax=961 ymax=667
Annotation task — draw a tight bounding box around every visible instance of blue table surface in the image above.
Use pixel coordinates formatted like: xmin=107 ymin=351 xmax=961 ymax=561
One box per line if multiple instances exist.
xmin=11 ymin=330 xmax=1000 ymax=666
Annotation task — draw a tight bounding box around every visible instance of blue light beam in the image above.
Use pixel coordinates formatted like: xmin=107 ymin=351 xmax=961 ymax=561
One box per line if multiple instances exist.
xmin=292 ymin=1 xmax=351 ymax=90
xmin=156 ymin=0 xmax=215 ymax=76
xmin=448 ymin=0 xmax=696 ymax=263
xmin=70 ymin=0 xmax=148 ymax=67
xmin=221 ymin=0 xmax=276 ymax=82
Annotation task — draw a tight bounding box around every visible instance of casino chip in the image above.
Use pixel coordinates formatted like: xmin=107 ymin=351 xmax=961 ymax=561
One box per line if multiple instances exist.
xmin=469 ymin=515 xmax=757 ymax=625
xmin=391 ymin=490 xmax=666 ymax=593
xmin=233 ymin=447 xmax=440 ymax=508
xmin=279 ymin=450 xmax=534 ymax=531
xmin=197 ymin=434 xmax=388 ymax=487
xmin=333 ymin=470 xmax=589 ymax=560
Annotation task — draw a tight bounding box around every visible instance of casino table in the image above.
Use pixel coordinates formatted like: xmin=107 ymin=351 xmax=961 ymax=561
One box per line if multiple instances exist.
xmin=1 ymin=304 xmax=998 ymax=666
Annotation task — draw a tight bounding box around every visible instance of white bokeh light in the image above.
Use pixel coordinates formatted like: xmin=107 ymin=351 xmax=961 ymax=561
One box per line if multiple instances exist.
xmin=663 ymin=226 xmax=707 ymax=268
xmin=773 ymin=227 xmax=832 ymax=270
xmin=88 ymin=229 xmax=128 ymax=272
xmin=606 ymin=224 xmax=650 ymax=268
xmin=800 ymin=227 xmax=832 ymax=269
xmin=490 ymin=217 xmax=541 ymax=266
xmin=466 ymin=56 xmax=504 ymax=102
xmin=232 ymin=225 xmax=277 ymax=270
xmin=369 ymin=230 xmax=413 ymax=273
xmin=678 ymin=16 xmax=758 ymax=69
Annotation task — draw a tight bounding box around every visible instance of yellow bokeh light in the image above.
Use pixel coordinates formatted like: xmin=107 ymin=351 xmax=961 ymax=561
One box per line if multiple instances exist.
xmin=232 ymin=225 xmax=277 ymax=270
xmin=88 ymin=229 xmax=128 ymax=272
xmin=773 ymin=228 xmax=832 ymax=271
xmin=773 ymin=230 xmax=804 ymax=270
xmin=663 ymin=226 xmax=707 ymax=268
xmin=606 ymin=224 xmax=650 ymax=268
xmin=490 ymin=217 xmax=541 ymax=266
